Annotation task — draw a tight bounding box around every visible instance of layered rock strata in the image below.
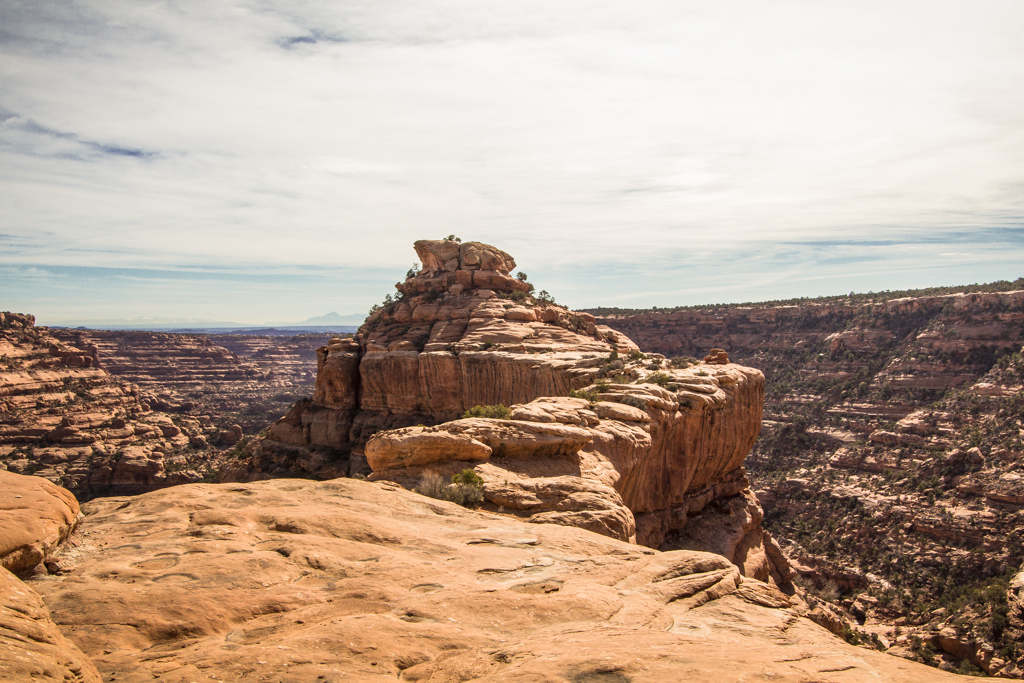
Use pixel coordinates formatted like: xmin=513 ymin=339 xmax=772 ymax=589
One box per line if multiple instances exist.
xmin=237 ymin=240 xmax=638 ymax=480
xmin=23 ymin=477 xmax=965 ymax=682
xmin=233 ymin=240 xmax=785 ymax=588
xmin=590 ymin=287 xmax=1024 ymax=676
xmin=0 ymin=313 xmax=226 ymax=497
xmin=365 ymin=362 xmax=790 ymax=586
xmin=51 ymin=328 xmax=331 ymax=436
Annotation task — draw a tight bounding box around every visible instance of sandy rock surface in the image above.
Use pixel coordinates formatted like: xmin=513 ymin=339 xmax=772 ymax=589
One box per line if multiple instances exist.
xmin=0 ymin=470 xmax=80 ymax=575
xmin=1 ymin=566 xmax=101 ymax=683
xmin=27 ymin=478 xmax=965 ymax=682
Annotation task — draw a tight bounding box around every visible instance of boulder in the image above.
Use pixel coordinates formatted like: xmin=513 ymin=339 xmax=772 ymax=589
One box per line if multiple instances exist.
xmin=365 ymin=427 xmax=492 ymax=470
xmin=0 ymin=566 xmax=101 ymax=682
xmin=0 ymin=471 xmax=80 ymax=575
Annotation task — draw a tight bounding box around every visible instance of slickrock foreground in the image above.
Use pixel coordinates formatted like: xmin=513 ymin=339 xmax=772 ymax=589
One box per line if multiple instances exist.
xmin=0 ymin=470 xmax=101 ymax=682
xmin=22 ymin=477 xmax=967 ymax=682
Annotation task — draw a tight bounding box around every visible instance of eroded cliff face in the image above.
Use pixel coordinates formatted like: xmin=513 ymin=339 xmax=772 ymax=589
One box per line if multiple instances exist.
xmin=590 ymin=288 xmax=1024 ymax=677
xmin=227 ymin=241 xmax=785 ymax=589
xmin=0 ymin=313 xmax=228 ymax=498
xmin=362 ymin=359 xmax=783 ymax=584
xmin=236 ymin=240 xmax=637 ymax=480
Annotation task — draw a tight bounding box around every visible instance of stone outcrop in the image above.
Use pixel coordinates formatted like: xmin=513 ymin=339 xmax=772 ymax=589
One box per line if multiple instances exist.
xmin=0 ymin=470 xmax=80 ymax=576
xmin=0 ymin=566 xmax=102 ymax=683
xmin=0 ymin=471 xmax=102 ymax=681
xmin=235 ymin=239 xmax=638 ymax=481
xmin=365 ymin=366 xmax=769 ymax=559
xmin=229 ymin=240 xmax=786 ymax=590
xmin=23 ymin=477 xmax=966 ymax=682
xmin=590 ymin=286 xmax=1024 ymax=677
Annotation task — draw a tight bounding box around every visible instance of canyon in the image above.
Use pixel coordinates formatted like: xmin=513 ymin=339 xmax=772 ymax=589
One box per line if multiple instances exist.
xmin=3 ymin=243 xmax=1018 ymax=681
xmin=1 ymin=313 xmax=331 ymax=500
xmin=590 ymin=283 xmax=1024 ymax=676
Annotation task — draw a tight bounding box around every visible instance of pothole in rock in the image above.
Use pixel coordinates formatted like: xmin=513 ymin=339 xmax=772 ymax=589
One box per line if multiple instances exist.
xmin=131 ymin=557 xmax=178 ymax=571
xmin=509 ymin=579 xmax=563 ymax=594
xmin=569 ymin=668 xmax=631 ymax=683
xmin=152 ymin=572 xmax=199 ymax=583
xmin=409 ymin=583 xmax=444 ymax=594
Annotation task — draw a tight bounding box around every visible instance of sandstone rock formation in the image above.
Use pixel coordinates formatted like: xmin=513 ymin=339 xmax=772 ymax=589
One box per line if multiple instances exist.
xmin=590 ymin=285 xmax=1024 ymax=676
xmin=0 ymin=470 xmax=80 ymax=576
xmin=51 ymin=328 xmax=333 ymax=436
xmin=0 ymin=566 xmax=102 ymax=683
xmin=363 ymin=366 xmax=777 ymax=578
xmin=228 ymin=241 xmax=789 ymax=591
xmin=235 ymin=239 xmax=638 ymax=481
xmin=0 ymin=470 xmax=102 ymax=682
xmin=0 ymin=314 xmax=231 ymax=498
xmin=23 ymin=477 xmax=967 ymax=682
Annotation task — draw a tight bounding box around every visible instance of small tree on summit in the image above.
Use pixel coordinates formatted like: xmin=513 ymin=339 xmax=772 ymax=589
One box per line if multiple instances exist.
xmin=443 ymin=234 xmax=462 ymax=243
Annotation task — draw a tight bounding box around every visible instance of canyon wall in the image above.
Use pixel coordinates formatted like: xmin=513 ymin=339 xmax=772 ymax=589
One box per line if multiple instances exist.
xmin=591 ymin=288 xmax=1024 ymax=676
xmin=50 ymin=328 xmax=330 ymax=436
xmin=0 ymin=313 xmax=228 ymax=498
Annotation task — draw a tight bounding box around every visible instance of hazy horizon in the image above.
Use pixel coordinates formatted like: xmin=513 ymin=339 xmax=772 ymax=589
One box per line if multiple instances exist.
xmin=3 ymin=1 xmax=1023 ymax=324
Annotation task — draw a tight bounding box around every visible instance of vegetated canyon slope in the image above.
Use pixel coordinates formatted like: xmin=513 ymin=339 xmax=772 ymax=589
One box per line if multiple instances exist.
xmin=50 ymin=328 xmax=335 ymax=438
xmin=0 ymin=312 xmax=229 ymax=498
xmin=589 ymin=280 xmax=1024 ymax=677
xmin=228 ymin=239 xmax=791 ymax=591
xmin=2 ymin=468 xmax=972 ymax=683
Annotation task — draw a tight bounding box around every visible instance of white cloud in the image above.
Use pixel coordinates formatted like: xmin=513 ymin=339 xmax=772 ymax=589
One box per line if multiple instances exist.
xmin=1 ymin=0 xmax=1022 ymax=320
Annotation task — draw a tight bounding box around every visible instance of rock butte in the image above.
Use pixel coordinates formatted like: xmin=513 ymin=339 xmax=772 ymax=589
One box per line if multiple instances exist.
xmin=3 ymin=475 xmax=969 ymax=682
xmin=226 ymin=240 xmax=791 ymax=588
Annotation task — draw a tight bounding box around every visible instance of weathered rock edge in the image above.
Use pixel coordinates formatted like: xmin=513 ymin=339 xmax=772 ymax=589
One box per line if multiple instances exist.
xmin=227 ymin=239 xmax=640 ymax=481
xmin=28 ymin=477 xmax=966 ymax=682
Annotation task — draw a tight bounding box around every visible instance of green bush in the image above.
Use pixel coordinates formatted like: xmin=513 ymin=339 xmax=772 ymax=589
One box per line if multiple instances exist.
xmin=462 ymin=404 xmax=512 ymax=419
xmin=645 ymin=372 xmax=672 ymax=386
xmin=570 ymin=388 xmax=600 ymax=402
xmin=415 ymin=470 xmax=484 ymax=508
xmin=452 ymin=469 xmax=484 ymax=487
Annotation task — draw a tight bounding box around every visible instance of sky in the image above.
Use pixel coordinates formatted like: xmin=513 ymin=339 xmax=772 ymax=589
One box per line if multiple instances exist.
xmin=2 ymin=0 xmax=1023 ymax=325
